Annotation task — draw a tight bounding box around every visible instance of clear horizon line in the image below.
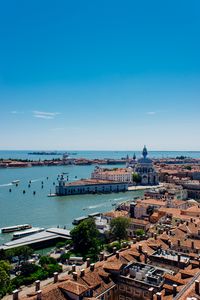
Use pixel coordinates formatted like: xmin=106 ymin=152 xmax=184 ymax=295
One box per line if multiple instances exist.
xmin=0 ymin=149 xmax=200 ymax=152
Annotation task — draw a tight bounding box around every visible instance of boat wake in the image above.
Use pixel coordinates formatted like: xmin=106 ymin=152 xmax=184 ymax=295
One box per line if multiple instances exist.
xmin=86 ymin=203 xmax=109 ymax=209
xmin=84 ymin=197 xmax=128 ymax=210
xmin=0 ymin=183 xmax=13 ymax=188
xmin=30 ymin=177 xmax=45 ymax=183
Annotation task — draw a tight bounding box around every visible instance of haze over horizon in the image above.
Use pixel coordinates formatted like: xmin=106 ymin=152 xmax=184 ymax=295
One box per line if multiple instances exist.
xmin=0 ymin=0 xmax=200 ymax=151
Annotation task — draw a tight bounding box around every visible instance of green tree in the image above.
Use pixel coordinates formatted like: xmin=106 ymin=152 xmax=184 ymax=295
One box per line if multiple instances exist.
xmin=0 ymin=260 xmax=11 ymax=298
xmin=110 ymin=217 xmax=130 ymax=241
xmin=135 ymin=229 xmax=145 ymax=236
xmin=132 ymin=173 xmax=141 ymax=184
xmin=20 ymin=262 xmax=39 ymax=276
xmin=59 ymin=252 xmax=70 ymax=263
xmin=39 ymin=256 xmax=57 ymax=267
xmin=70 ymin=218 xmax=99 ymax=257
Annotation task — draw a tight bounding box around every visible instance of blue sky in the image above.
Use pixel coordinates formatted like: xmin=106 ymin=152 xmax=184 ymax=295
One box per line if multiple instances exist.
xmin=0 ymin=0 xmax=200 ymax=150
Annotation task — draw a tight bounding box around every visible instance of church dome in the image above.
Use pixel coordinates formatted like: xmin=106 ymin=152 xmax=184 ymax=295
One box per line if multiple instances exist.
xmin=137 ymin=157 xmax=153 ymax=164
xmin=137 ymin=146 xmax=152 ymax=164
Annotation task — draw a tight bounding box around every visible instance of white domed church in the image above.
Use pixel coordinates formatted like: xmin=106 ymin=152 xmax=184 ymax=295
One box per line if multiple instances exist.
xmin=128 ymin=146 xmax=159 ymax=185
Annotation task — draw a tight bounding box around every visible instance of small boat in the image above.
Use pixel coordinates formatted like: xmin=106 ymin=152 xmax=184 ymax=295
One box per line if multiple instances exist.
xmin=12 ymin=227 xmax=44 ymax=240
xmin=12 ymin=180 xmax=20 ymax=185
xmin=1 ymin=224 xmax=32 ymax=233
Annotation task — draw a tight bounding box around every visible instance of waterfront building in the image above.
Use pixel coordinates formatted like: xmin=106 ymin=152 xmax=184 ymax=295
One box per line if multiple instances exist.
xmin=56 ymin=177 xmax=128 ymax=196
xmin=91 ymin=167 xmax=132 ymax=183
xmin=128 ymin=146 xmax=159 ymax=185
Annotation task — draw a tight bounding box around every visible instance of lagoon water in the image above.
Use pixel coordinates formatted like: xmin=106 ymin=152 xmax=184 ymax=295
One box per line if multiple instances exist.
xmin=0 ymin=150 xmax=200 ymax=245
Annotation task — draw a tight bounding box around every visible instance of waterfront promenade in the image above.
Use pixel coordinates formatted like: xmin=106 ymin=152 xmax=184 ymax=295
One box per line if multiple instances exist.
xmin=128 ymin=183 xmax=164 ymax=191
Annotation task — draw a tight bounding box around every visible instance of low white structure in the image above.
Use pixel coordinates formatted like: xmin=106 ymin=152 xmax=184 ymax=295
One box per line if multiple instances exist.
xmin=56 ymin=177 xmax=128 ymax=196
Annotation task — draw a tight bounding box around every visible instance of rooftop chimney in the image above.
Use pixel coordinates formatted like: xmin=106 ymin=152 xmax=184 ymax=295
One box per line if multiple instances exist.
xmin=72 ymin=264 xmax=76 ymax=272
xmin=104 ymin=254 xmax=109 ymax=261
xmin=132 ymin=238 xmax=136 ymax=244
xmin=173 ymin=284 xmax=177 ymax=297
xmin=35 ymin=280 xmax=40 ymax=291
xmin=144 ymin=251 xmax=148 ymax=264
xmin=156 ymin=292 xmax=162 ymax=300
xmin=148 ymin=287 xmax=154 ymax=300
xmin=80 ymin=269 xmax=85 ymax=277
xmin=86 ymin=258 xmax=91 ymax=268
xmin=54 ymin=272 xmax=58 ymax=283
xmin=192 ymin=241 xmax=195 ymax=249
xmin=90 ymin=263 xmax=95 ymax=271
xmin=13 ymin=290 xmax=19 ymax=300
xmin=177 ymin=239 xmax=181 ymax=247
xmin=116 ymin=251 xmax=120 ymax=259
xmin=99 ymin=252 xmax=104 ymax=261
xmin=37 ymin=290 xmax=42 ymax=300
xmin=113 ymin=247 xmax=117 ymax=254
xmin=72 ymin=272 xmax=78 ymax=281
xmin=138 ymin=244 xmax=143 ymax=253
xmin=195 ymin=280 xmax=200 ymax=295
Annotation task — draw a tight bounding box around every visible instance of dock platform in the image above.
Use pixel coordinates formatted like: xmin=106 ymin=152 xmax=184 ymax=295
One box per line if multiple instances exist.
xmin=0 ymin=228 xmax=71 ymax=250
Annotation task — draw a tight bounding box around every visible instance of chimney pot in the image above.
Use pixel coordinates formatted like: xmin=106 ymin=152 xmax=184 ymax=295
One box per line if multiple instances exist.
xmin=104 ymin=254 xmax=109 ymax=261
xmin=116 ymin=251 xmax=120 ymax=259
xmin=148 ymin=287 xmax=154 ymax=300
xmin=113 ymin=247 xmax=117 ymax=254
xmin=13 ymin=290 xmax=19 ymax=300
xmin=72 ymin=264 xmax=76 ymax=272
xmin=156 ymin=292 xmax=162 ymax=300
xmin=138 ymin=244 xmax=143 ymax=253
xmin=195 ymin=280 xmax=200 ymax=295
xmin=86 ymin=258 xmax=91 ymax=268
xmin=192 ymin=241 xmax=195 ymax=249
xmin=99 ymin=252 xmax=104 ymax=261
xmin=35 ymin=280 xmax=40 ymax=291
xmin=53 ymin=272 xmax=58 ymax=283
xmin=72 ymin=272 xmax=78 ymax=281
xmin=37 ymin=290 xmax=42 ymax=300
xmin=90 ymin=263 xmax=95 ymax=271
xmin=173 ymin=284 xmax=177 ymax=297
xmin=80 ymin=269 xmax=85 ymax=277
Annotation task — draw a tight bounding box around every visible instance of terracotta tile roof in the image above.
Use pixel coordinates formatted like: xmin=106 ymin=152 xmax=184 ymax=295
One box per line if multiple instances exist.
xmin=59 ymin=280 xmax=90 ymax=296
xmin=103 ymin=260 xmax=123 ymax=271
xmin=164 ymin=273 xmax=186 ymax=285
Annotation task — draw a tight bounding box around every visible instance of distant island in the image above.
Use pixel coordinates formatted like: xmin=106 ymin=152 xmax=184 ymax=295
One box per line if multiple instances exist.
xmin=28 ymin=151 xmax=63 ymax=155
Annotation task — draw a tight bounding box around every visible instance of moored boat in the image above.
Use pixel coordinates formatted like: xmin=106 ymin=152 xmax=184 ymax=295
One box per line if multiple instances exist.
xmin=1 ymin=224 xmax=32 ymax=233
xmin=12 ymin=227 xmax=45 ymax=240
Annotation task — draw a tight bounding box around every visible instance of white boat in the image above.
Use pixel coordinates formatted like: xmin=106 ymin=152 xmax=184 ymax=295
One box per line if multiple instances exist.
xmin=12 ymin=227 xmax=45 ymax=240
xmin=1 ymin=224 xmax=32 ymax=233
xmin=12 ymin=180 xmax=20 ymax=185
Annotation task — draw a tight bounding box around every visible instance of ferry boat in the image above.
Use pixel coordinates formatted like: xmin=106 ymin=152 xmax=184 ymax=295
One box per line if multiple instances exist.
xmin=1 ymin=224 xmax=32 ymax=233
xmin=12 ymin=180 xmax=20 ymax=185
xmin=12 ymin=227 xmax=44 ymax=240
